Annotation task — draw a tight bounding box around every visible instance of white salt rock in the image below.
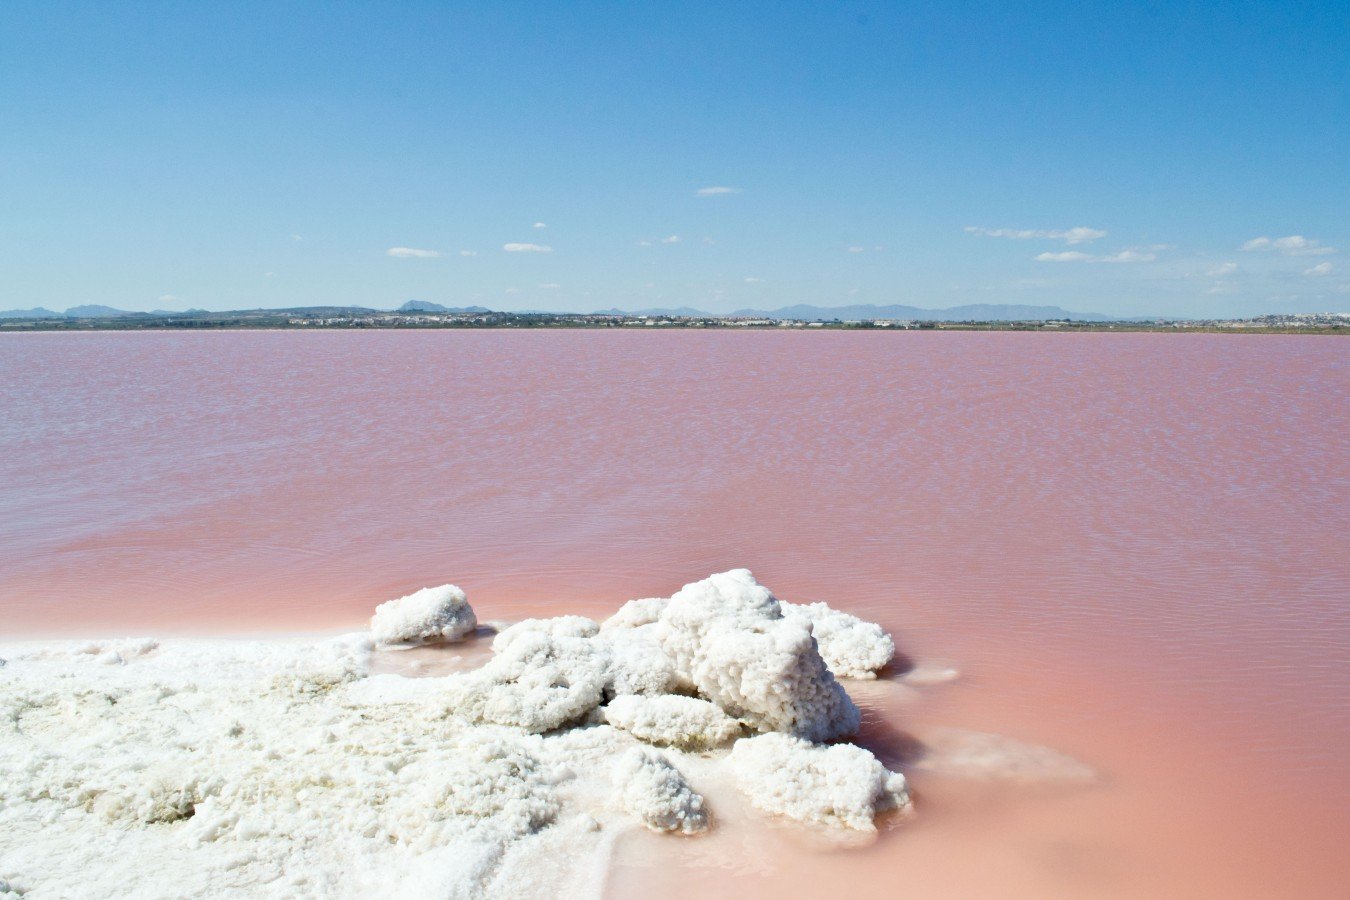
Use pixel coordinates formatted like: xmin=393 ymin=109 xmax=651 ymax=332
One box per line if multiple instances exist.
xmin=654 ymin=569 xmax=860 ymax=742
xmin=604 ymin=694 xmax=742 ymax=749
xmin=602 ymin=625 xmax=677 ymax=696
xmin=780 ymin=600 xmax=895 ymax=679
xmin=491 ymin=615 xmax=599 ymax=653
xmin=728 ymin=732 xmax=911 ymax=831
xmin=438 ymin=632 xmax=609 ymax=732
xmin=600 ymin=597 xmax=668 ymax=631
xmin=612 ymin=747 xmax=709 ymax=834
xmin=370 ymin=584 xmax=477 ymax=646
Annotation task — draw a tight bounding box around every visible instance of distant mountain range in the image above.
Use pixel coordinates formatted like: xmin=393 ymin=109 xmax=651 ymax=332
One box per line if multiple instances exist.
xmin=1 ymin=301 xmax=1159 ymax=323
xmin=594 ymin=303 xmax=1139 ymax=322
xmin=397 ymin=300 xmax=492 ymax=313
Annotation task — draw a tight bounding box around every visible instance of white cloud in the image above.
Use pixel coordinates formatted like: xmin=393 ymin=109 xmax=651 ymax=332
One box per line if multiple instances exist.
xmin=1207 ymin=262 xmax=1238 ymax=276
xmin=1098 ymin=250 xmax=1157 ymax=263
xmin=538 ymin=282 xmax=561 ymax=289
xmin=264 ymin=271 xmax=275 ymax=278
xmin=1304 ymin=262 xmax=1334 ymax=276
xmin=1035 ymin=251 xmax=1094 ymax=262
xmin=459 ymin=250 xmax=477 ymax=257
xmin=966 ymin=226 xmax=1108 ymax=245
xmin=504 ymin=287 xmax=520 ymax=294
xmin=636 ymin=240 xmax=653 ymax=247
xmin=847 ymin=246 xmax=865 ymax=253
xmin=743 ymin=277 xmax=762 ymax=284
xmin=503 ymin=243 xmax=552 ymax=253
xmin=1036 ymin=248 xmax=1155 ymax=263
xmin=1242 ymin=235 xmax=1335 ymax=256
xmin=696 ymin=186 xmax=741 ymax=196
xmin=290 ymin=234 xmax=303 ymax=241
xmin=387 ymin=247 xmax=442 ymax=258
xmin=533 ymin=222 xmax=548 ymax=229
xmin=661 ymin=235 xmax=680 ymax=244
xmin=157 ymin=294 xmax=178 ymax=303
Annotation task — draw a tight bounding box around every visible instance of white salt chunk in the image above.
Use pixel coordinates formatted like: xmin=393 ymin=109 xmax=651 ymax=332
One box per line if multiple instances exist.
xmin=612 ymin=748 xmax=709 ymax=835
xmin=728 ymin=732 xmax=911 ymax=831
xmin=654 ymin=569 xmax=860 ymax=741
xmin=370 ymin=584 xmax=477 ymax=646
xmin=603 ymin=694 xmax=742 ymax=749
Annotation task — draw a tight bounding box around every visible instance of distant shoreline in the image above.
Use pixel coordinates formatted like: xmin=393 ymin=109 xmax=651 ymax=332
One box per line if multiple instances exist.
xmin=2 ymin=313 xmax=1345 ymax=335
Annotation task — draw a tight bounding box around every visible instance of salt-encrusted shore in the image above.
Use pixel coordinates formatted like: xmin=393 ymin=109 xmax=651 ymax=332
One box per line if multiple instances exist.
xmin=0 ymin=570 xmax=911 ymax=898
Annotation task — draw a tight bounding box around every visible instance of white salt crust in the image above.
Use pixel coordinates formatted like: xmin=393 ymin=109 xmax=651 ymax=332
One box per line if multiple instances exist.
xmin=603 ymin=694 xmax=743 ymax=750
xmin=0 ymin=569 xmax=929 ymax=898
xmin=728 ymin=733 xmax=912 ymax=831
xmin=654 ymin=569 xmax=861 ymax=741
xmin=370 ymin=584 xmax=477 ymax=646
xmin=780 ymin=600 xmax=896 ymax=679
xmin=612 ymin=748 xmax=709 ymax=835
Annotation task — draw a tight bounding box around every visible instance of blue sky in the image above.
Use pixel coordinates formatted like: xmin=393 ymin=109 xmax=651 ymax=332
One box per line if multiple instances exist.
xmin=1 ymin=1 xmax=1346 ymax=317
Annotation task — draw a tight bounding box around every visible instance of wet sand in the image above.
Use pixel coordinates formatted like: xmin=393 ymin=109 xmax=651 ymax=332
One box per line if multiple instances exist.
xmin=2 ymin=330 xmax=1346 ymax=896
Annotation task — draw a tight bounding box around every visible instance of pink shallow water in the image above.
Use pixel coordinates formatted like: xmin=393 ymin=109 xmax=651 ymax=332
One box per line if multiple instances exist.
xmin=1 ymin=330 xmax=1347 ymax=897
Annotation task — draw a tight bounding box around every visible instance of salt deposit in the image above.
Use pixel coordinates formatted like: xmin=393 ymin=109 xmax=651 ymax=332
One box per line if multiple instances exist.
xmin=370 ymin=584 xmax=477 ymax=646
xmin=603 ymin=694 xmax=743 ymax=749
xmin=654 ymin=569 xmax=861 ymax=741
xmin=612 ymin=748 xmax=709 ymax=834
xmin=728 ymin=733 xmax=911 ymax=831
xmin=781 ymin=600 xmax=895 ymax=679
xmin=0 ymin=570 xmax=931 ymax=898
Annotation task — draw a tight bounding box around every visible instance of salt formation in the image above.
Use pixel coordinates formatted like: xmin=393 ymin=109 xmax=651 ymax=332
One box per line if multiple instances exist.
xmin=654 ymin=569 xmax=861 ymax=741
xmin=729 ymin=733 xmax=912 ymax=831
xmin=438 ymin=630 xmax=610 ymax=732
xmin=369 ymin=583 xmax=477 ymax=645
xmin=612 ymin=748 xmax=709 ymax=834
xmin=603 ymin=694 xmax=742 ymax=749
xmin=0 ymin=570 xmax=923 ymax=898
xmin=781 ymin=600 xmax=895 ymax=679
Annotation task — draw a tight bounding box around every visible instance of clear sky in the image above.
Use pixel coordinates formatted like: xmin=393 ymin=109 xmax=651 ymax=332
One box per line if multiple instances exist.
xmin=1 ymin=1 xmax=1347 ymax=317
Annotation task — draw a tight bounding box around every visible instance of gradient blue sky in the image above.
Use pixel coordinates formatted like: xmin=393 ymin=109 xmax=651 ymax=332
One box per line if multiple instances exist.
xmin=2 ymin=1 xmax=1347 ymax=317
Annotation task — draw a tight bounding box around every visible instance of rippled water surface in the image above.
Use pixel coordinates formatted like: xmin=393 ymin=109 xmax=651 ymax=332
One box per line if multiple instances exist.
xmin=2 ymin=330 xmax=1347 ymax=897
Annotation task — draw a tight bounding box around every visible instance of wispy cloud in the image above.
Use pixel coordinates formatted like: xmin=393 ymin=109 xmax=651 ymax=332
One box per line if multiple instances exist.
xmin=1035 ymin=251 xmax=1095 ymax=262
xmin=1035 ymin=248 xmax=1155 ymax=263
xmin=636 ymin=240 xmax=653 ymax=247
xmin=157 ymin=294 xmax=178 ymax=303
xmin=696 ymin=186 xmax=741 ymax=196
xmin=459 ymin=250 xmax=477 ymax=257
xmin=290 ymin=234 xmax=303 ymax=242
xmin=503 ymin=243 xmax=552 ymax=253
xmin=847 ymin=246 xmax=865 ymax=253
xmin=533 ymin=222 xmax=548 ymax=229
xmin=743 ymin=277 xmax=762 ymax=284
xmin=661 ymin=235 xmax=680 ymax=244
xmin=1304 ymin=261 xmax=1334 ymax=276
xmin=387 ymin=247 xmax=442 ymax=258
xmin=538 ymin=282 xmax=561 ymax=289
xmin=1099 ymin=250 xmax=1157 ymax=263
xmin=1207 ymin=262 xmax=1238 ymax=276
xmin=967 ymin=226 xmax=1107 ymax=245
xmin=1242 ymin=235 xmax=1335 ymax=256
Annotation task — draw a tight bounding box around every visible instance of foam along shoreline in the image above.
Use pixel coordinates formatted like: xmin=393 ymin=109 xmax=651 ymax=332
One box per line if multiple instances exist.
xmin=1 ymin=570 xmax=949 ymax=897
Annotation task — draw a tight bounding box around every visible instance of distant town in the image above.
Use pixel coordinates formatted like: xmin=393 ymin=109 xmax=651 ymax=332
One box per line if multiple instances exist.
xmin=1 ymin=301 xmax=1346 ymax=333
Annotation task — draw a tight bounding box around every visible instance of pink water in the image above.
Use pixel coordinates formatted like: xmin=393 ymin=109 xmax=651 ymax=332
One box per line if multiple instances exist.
xmin=2 ymin=331 xmax=1347 ymax=897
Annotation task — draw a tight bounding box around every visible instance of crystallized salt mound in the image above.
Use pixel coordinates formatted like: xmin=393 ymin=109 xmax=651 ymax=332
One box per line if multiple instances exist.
xmin=654 ymin=569 xmax=860 ymax=742
xmin=601 ymin=626 xmax=678 ymax=697
xmin=370 ymin=584 xmax=477 ymax=646
xmin=781 ymin=601 xmax=895 ymax=679
xmin=612 ymin=747 xmax=709 ymax=835
xmin=439 ymin=632 xmax=609 ymax=732
xmin=604 ymin=694 xmax=742 ymax=749
xmin=600 ymin=597 xmax=668 ymax=631
xmin=492 ymin=616 xmax=600 ymax=653
xmin=728 ymin=732 xmax=911 ymax=831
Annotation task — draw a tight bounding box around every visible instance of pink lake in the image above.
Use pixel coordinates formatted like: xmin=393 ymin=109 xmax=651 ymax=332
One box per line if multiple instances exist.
xmin=1 ymin=330 xmax=1347 ymax=897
